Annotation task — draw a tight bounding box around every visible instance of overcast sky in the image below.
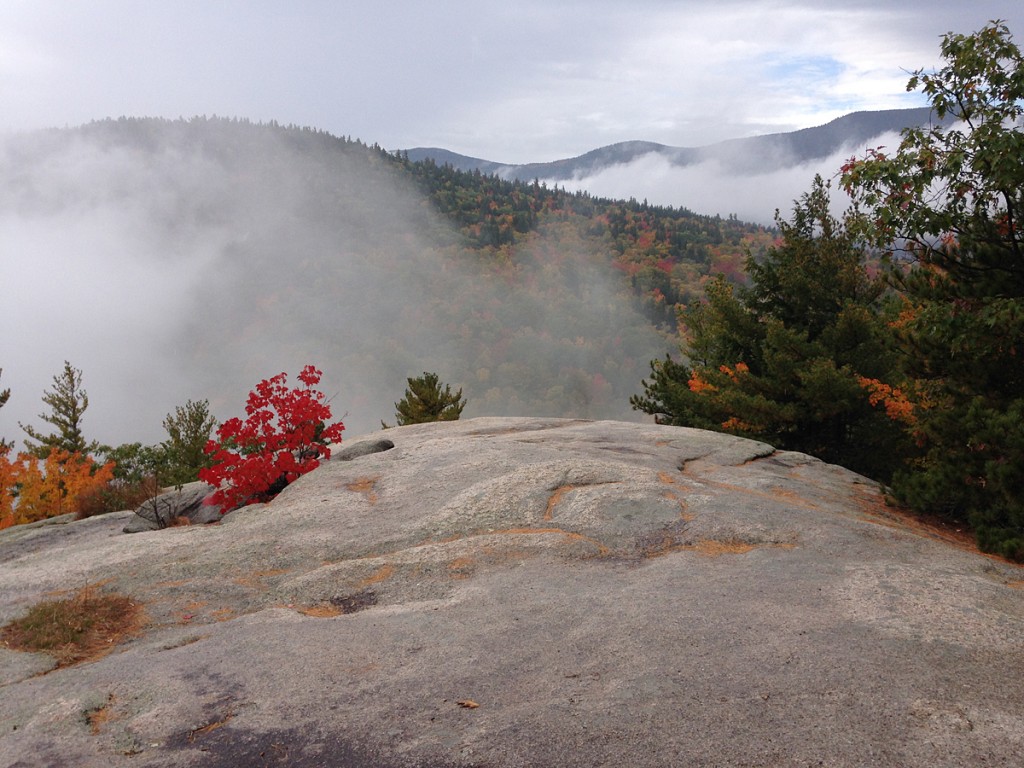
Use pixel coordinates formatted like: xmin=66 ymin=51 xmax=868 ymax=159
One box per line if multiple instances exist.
xmin=2 ymin=1 xmax=1021 ymax=163
xmin=2 ymin=2 xmax=1024 ymax=449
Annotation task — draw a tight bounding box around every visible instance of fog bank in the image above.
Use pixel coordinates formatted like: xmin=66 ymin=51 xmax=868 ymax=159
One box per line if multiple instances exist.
xmin=552 ymin=133 xmax=904 ymax=224
xmin=1 ymin=121 xmax=669 ymax=449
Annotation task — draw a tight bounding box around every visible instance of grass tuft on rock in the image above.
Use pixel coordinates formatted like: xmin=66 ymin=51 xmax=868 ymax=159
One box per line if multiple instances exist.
xmin=0 ymin=585 xmax=144 ymax=666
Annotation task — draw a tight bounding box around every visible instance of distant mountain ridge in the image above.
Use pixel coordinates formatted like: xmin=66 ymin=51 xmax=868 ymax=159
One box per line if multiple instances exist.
xmin=406 ymin=107 xmax=948 ymax=181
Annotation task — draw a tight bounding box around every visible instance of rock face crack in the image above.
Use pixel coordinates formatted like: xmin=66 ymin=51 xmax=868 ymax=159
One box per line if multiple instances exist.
xmin=543 ymin=481 xmax=623 ymax=521
xmin=678 ymin=443 xmax=777 ymax=473
xmin=740 ymin=448 xmax=778 ymax=465
xmin=678 ymin=453 xmax=713 ymax=473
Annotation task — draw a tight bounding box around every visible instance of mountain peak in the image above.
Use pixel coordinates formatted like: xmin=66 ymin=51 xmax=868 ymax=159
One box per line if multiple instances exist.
xmin=405 ymin=106 xmax=945 ymax=181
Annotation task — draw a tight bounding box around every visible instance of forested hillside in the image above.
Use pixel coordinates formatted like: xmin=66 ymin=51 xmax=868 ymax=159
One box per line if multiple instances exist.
xmin=4 ymin=21 xmax=1023 ymax=559
xmin=631 ymin=22 xmax=1024 ymax=559
xmin=0 ymin=117 xmax=773 ymax=442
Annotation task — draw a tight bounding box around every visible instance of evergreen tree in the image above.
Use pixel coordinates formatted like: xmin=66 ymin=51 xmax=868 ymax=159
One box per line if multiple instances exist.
xmin=162 ymin=398 xmax=217 ymax=485
xmin=0 ymin=368 xmax=10 ymax=450
xmin=20 ymin=361 xmax=99 ymax=457
xmin=841 ymin=22 xmax=1024 ymax=558
xmin=386 ymin=372 xmax=466 ymax=427
xmin=632 ymin=177 xmax=909 ymax=481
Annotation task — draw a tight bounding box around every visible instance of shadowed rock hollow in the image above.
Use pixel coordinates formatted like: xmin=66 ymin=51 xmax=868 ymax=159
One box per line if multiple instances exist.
xmin=2 ymin=417 xmax=1023 ymax=767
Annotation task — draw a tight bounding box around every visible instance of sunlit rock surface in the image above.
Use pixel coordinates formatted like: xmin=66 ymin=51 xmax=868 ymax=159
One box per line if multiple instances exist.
xmin=2 ymin=418 xmax=1023 ymax=767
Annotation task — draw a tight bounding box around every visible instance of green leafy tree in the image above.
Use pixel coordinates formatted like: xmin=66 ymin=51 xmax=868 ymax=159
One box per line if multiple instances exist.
xmin=386 ymin=372 xmax=466 ymax=427
xmin=632 ymin=177 xmax=909 ymax=481
xmin=102 ymin=442 xmax=167 ymax=486
xmin=20 ymin=361 xmax=99 ymax=458
xmin=162 ymin=398 xmax=217 ymax=485
xmin=841 ymin=21 xmax=1024 ymax=557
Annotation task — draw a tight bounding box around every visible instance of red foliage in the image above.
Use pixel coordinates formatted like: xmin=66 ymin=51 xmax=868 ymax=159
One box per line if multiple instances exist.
xmin=199 ymin=365 xmax=344 ymax=511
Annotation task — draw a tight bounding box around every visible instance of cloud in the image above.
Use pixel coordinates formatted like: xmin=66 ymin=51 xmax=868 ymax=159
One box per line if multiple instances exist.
xmin=552 ymin=130 xmax=907 ymax=225
xmin=1 ymin=1 xmax=1019 ymax=163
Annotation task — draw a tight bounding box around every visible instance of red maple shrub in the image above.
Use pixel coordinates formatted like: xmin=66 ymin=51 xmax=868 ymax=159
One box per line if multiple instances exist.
xmin=199 ymin=365 xmax=344 ymax=511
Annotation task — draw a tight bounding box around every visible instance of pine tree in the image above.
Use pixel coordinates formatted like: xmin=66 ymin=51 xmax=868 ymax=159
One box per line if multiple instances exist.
xmin=0 ymin=368 xmax=10 ymax=450
xmin=386 ymin=372 xmax=466 ymax=427
xmin=162 ymin=399 xmax=217 ymax=485
xmin=841 ymin=22 xmax=1024 ymax=558
xmin=20 ymin=361 xmax=99 ymax=458
xmin=632 ymin=177 xmax=909 ymax=481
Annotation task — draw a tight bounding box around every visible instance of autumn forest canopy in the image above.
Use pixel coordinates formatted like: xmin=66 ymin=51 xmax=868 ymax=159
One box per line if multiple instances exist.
xmin=2 ymin=21 xmax=1023 ymax=560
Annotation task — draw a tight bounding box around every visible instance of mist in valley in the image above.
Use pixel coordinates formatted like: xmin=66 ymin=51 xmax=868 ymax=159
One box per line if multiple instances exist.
xmin=0 ymin=120 xmax=672 ymax=449
xmin=552 ymin=132 xmax=901 ymax=225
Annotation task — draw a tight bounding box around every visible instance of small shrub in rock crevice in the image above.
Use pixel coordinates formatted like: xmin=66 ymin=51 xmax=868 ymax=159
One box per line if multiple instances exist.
xmin=75 ymin=475 xmax=161 ymax=520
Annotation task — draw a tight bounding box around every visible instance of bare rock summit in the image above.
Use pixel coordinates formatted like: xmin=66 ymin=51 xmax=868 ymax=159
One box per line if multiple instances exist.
xmin=2 ymin=418 xmax=1023 ymax=766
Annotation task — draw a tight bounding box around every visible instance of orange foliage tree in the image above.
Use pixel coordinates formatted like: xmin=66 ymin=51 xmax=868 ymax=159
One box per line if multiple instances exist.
xmin=0 ymin=448 xmax=114 ymax=530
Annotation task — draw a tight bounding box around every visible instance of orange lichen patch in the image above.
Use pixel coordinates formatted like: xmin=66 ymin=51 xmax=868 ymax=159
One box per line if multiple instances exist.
xmin=659 ymin=491 xmax=694 ymax=521
xmin=716 ymin=539 xmax=765 ymax=556
xmin=231 ymin=568 xmax=290 ymax=589
xmin=345 ymin=476 xmax=380 ymax=504
xmin=488 ymin=527 xmax=611 ymax=557
xmin=658 ymin=471 xmax=679 ymax=486
xmin=740 ymin=484 xmax=821 ymax=512
xmin=210 ymin=608 xmax=235 ymax=622
xmin=86 ymin=694 xmax=119 ymax=734
xmin=690 ymin=540 xmax=757 ymax=557
xmin=664 ymin=539 xmax=798 ymax=558
xmin=544 ymin=485 xmax=575 ymax=521
xmin=681 ymin=470 xmax=825 ymax=514
xmin=447 ymin=556 xmax=476 ymax=579
xmin=770 ymin=487 xmax=822 ymax=510
xmin=296 ymin=604 xmax=343 ymax=618
xmin=1006 ymin=581 xmax=1024 ymax=590
xmin=413 ymin=532 xmax=463 ymax=547
xmin=355 ymin=564 xmax=395 ymax=589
